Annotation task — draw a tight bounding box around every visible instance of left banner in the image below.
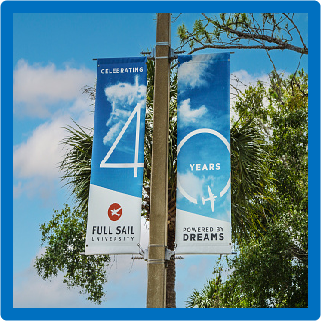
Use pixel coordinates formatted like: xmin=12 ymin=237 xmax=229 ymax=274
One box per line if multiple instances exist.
xmin=85 ymin=57 xmax=147 ymax=255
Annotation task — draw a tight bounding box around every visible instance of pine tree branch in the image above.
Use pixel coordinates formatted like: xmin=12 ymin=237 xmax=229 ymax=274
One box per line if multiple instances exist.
xmin=199 ymin=13 xmax=308 ymax=55
xmin=282 ymin=13 xmax=307 ymax=51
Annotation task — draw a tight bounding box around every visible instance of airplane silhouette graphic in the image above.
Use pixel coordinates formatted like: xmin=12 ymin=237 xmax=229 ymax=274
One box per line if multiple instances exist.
xmin=111 ymin=206 xmax=122 ymax=217
xmin=202 ymin=186 xmax=217 ymax=212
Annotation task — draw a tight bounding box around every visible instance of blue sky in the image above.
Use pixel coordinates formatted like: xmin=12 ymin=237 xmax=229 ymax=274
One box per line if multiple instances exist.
xmin=11 ymin=8 xmax=309 ymax=310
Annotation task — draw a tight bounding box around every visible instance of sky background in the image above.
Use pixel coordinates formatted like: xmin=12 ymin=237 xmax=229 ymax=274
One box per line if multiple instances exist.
xmin=11 ymin=9 xmax=308 ymax=309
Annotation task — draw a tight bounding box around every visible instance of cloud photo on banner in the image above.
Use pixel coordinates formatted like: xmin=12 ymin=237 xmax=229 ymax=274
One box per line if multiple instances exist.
xmin=178 ymin=54 xmax=213 ymax=89
xmin=178 ymin=98 xmax=208 ymax=127
xmin=103 ymin=76 xmax=147 ymax=145
xmin=176 ymin=53 xmax=231 ymax=223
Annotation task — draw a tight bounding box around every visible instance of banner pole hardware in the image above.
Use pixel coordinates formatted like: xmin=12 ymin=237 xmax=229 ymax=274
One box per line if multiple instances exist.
xmin=141 ymin=49 xmax=185 ymax=61
xmin=156 ymin=41 xmax=170 ymax=45
xmin=94 ymin=52 xmax=234 ymax=62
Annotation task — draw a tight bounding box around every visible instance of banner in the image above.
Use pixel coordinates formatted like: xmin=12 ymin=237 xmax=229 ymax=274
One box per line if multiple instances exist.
xmin=85 ymin=57 xmax=147 ymax=255
xmin=175 ymin=53 xmax=231 ymax=254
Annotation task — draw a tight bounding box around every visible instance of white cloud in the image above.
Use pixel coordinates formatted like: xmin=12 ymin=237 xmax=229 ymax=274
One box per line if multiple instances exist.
xmin=13 ymin=109 xmax=94 ymax=200
xmin=14 ymin=178 xmax=58 ymax=203
xmin=13 ymin=59 xmax=95 ymax=118
xmin=12 ymin=58 xmax=95 ymax=199
xmin=13 ymin=115 xmax=69 ymax=180
xmin=178 ymin=54 xmax=213 ymax=89
xmin=103 ymin=76 xmax=147 ymax=145
xmin=178 ymin=98 xmax=207 ymax=126
xmin=231 ymin=69 xmax=270 ymax=96
xmin=69 ymin=94 xmax=94 ymax=116
xmin=13 ymin=108 xmax=93 ymax=179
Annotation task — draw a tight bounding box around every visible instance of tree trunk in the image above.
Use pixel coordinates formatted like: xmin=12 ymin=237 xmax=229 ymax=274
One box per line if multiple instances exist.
xmin=166 ymin=227 xmax=176 ymax=308
xmin=166 ymin=192 xmax=176 ymax=308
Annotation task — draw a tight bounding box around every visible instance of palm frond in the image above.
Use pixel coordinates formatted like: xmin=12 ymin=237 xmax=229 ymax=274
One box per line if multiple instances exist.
xmin=60 ymin=120 xmax=93 ymax=214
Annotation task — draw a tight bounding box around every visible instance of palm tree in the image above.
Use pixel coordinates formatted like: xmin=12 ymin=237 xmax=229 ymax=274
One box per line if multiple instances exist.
xmin=60 ymin=120 xmax=93 ymax=215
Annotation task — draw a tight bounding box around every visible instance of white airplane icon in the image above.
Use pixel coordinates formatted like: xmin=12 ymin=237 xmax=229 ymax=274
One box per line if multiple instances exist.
xmin=202 ymin=186 xmax=217 ymax=212
xmin=111 ymin=206 xmax=122 ymax=217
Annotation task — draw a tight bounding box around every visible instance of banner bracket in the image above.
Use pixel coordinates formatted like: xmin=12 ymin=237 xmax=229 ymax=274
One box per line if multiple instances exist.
xmin=140 ymin=48 xmax=185 ymax=61
xmin=165 ymin=248 xmax=175 ymax=260
xmin=142 ymin=247 xmax=176 ymax=261
xmin=94 ymin=52 xmax=233 ymax=62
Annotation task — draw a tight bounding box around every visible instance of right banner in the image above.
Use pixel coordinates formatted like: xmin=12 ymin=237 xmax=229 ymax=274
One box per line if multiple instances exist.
xmin=175 ymin=53 xmax=232 ymax=254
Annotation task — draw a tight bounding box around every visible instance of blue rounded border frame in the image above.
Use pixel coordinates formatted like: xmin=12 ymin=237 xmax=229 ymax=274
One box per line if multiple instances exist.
xmin=2 ymin=1 xmax=320 ymax=320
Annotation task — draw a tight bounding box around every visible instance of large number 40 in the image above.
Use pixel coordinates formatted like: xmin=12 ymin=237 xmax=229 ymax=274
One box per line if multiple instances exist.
xmin=100 ymin=103 xmax=144 ymax=178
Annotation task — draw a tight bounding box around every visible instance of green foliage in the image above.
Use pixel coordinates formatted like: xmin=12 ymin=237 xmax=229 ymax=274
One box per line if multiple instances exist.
xmin=268 ymin=70 xmax=308 ymax=209
xmin=34 ymin=205 xmax=110 ymax=304
xmin=229 ymin=79 xmax=275 ymax=242
xmin=186 ymin=276 xmax=223 ymax=308
xmin=177 ymin=13 xmax=307 ymax=55
xmin=214 ymin=210 xmax=307 ymax=308
xmin=177 ymin=23 xmax=188 ymax=41
xmin=187 ymin=71 xmax=308 ymax=308
xmin=230 ymin=118 xmax=273 ymax=241
xmin=60 ymin=121 xmax=93 ymax=214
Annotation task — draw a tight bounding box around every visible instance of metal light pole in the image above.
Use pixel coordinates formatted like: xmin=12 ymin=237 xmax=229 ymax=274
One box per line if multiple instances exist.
xmin=146 ymin=13 xmax=171 ymax=308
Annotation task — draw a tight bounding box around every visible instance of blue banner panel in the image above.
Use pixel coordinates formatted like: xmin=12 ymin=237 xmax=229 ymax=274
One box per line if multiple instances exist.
xmin=175 ymin=53 xmax=232 ymax=254
xmin=85 ymin=57 xmax=147 ymax=255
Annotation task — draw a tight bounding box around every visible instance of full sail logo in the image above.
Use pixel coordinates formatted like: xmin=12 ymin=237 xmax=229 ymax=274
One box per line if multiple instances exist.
xmin=108 ymin=203 xmax=122 ymax=221
xmin=90 ymin=202 xmax=135 ymax=243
